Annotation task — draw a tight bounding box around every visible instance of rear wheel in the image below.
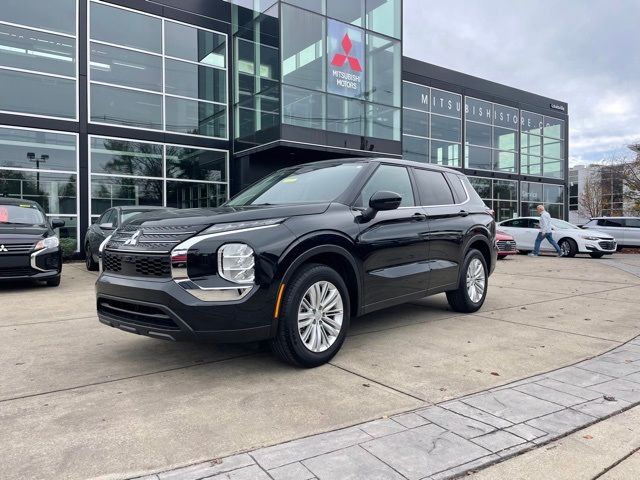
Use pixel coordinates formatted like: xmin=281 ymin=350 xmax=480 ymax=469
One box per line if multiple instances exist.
xmin=589 ymin=252 xmax=604 ymax=259
xmin=559 ymin=238 xmax=578 ymax=258
xmin=85 ymin=243 xmax=98 ymax=271
xmin=270 ymin=263 xmax=350 ymax=368
xmin=446 ymin=249 xmax=488 ymax=313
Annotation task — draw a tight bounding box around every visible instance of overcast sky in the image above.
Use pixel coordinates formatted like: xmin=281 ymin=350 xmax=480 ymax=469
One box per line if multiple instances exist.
xmin=403 ymin=0 xmax=640 ymax=166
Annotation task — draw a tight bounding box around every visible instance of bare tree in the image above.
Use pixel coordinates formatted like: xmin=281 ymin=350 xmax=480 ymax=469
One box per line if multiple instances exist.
xmin=621 ymin=142 xmax=640 ymax=214
xmin=579 ymin=169 xmax=603 ymax=218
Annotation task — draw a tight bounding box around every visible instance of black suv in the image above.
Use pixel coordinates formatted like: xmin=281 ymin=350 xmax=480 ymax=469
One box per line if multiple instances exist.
xmin=96 ymin=159 xmax=496 ymax=366
xmin=0 ymin=198 xmax=65 ymax=286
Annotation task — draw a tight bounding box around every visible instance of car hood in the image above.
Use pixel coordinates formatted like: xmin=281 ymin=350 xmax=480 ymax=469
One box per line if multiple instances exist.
xmin=124 ymin=203 xmax=332 ymax=229
xmin=575 ymin=229 xmax=614 ymax=240
xmin=0 ymin=224 xmax=50 ymax=243
xmin=496 ymin=231 xmax=514 ymax=241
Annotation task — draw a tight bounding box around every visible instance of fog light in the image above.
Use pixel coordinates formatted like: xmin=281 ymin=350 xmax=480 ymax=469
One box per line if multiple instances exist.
xmin=217 ymin=243 xmax=255 ymax=284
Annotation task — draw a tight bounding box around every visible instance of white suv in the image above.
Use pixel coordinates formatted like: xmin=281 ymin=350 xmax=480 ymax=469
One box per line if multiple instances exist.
xmin=582 ymin=217 xmax=640 ymax=249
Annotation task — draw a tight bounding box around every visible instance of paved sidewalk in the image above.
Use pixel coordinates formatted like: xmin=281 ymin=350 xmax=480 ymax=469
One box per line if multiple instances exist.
xmin=135 ymin=336 xmax=640 ymax=480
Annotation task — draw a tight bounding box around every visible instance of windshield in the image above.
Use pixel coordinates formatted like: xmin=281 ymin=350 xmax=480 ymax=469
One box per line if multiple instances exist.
xmin=0 ymin=203 xmax=46 ymax=225
xmin=226 ymin=163 xmax=365 ymax=207
xmin=121 ymin=210 xmax=155 ymax=223
xmin=551 ymin=219 xmax=580 ymax=230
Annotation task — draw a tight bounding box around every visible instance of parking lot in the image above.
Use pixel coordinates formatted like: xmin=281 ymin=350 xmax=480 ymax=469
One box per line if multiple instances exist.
xmin=2 ymin=255 xmax=640 ymax=479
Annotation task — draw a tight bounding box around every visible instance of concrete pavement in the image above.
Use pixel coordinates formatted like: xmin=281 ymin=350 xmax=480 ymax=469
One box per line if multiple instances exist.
xmin=1 ymin=255 xmax=639 ymax=479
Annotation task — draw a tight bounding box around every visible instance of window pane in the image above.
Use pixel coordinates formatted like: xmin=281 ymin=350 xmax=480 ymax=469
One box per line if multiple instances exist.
xmin=165 ymin=59 xmax=226 ymax=102
xmin=469 ymin=177 xmax=491 ymax=199
xmin=547 ymin=203 xmax=563 ymax=219
xmin=431 ymin=89 xmax=462 ymax=118
xmin=521 ymin=182 xmax=543 ymax=203
xmin=493 ymin=104 xmax=519 ymax=129
xmin=285 ymin=0 xmax=324 ymax=14
xmin=0 ymin=24 xmax=76 ymax=77
xmin=164 ymin=21 xmax=226 ymax=68
xmin=90 ymin=137 xmax=162 ymax=177
xmin=326 ymin=95 xmax=364 ymax=136
xmin=431 ymin=115 xmax=461 ymax=142
xmin=366 ymin=0 xmax=401 ymax=38
xmin=465 ymin=97 xmax=492 ymax=124
xmin=430 ymin=140 xmax=460 ymax=167
xmin=466 ymin=146 xmax=492 ymax=170
xmin=521 ymin=133 xmax=542 ymax=156
xmin=0 ymin=69 xmax=75 ymax=118
xmin=544 ymin=116 xmax=565 ymax=139
xmin=166 ymin=181 xmax=227 ymax=208
xmin=544 ymin=184 xmax=564 ymax=204
xmin=543 ymin=137 xmax=564 ymax=159
xmin=494 ymin=180 xmax=517 ymax=200
xmin=166 ymin=146 xmax=227 ymax=182
xmin=521 ymin=111 xmax=543 ymax=134
xmin=91 ymin=176 xmax=162 ymax=216
xmin=52 ymin=215 xmax=78 ymax=250
xmin=165 ymin=97 xmax=227 ymax=138
xmin=495 ymin=201 xmax=517 ymax=222
xmin=413 ymin=169 xmax=454 ymax=206
xmin=402 ymin=135 xmax=428 ymax=163
xmin=358 ymin=164 xmax=414 ymax=207
xmin=465 ymin=121 xmax=491 ymax=147
xmin=90 ymin=42 xmax=162 ymax=91
xmin=282 ymin=4 xmax=324 ymax=91
xmin=494 ymin=127 xmax=518 ymax=151
xmin=402 ymin=109 xmax=428 ymax=137
xmin=0 ymin=170 xmax=76 ymax=214
xmin=91 ymin=83 xmax=162 ymax=129
xmin=494 ymin=151 xmax=516 ymax=173
xmin=0 ymin=127 xmax=76 ymax=171
xmin=327 ymin=0 xmax=364 ymax=26
xmin=90 ymin=2 xmax=161 ymax=54
xmin=521 ymin=154 xmax=542 ymax=176
xmin=403 ymin=82 xmax=429 ymax=112
xmin=2 ymin=0 xmax=76 ymax=35
xmin=366 ymin=33 xmax=401 ymax=107
xmin=367 ymin=104 xmax=400 ymax=141
xmin=282 ymin=85 xmax=325 ymax=130
xmin=543 ymin=158 xmax=563 ymax=179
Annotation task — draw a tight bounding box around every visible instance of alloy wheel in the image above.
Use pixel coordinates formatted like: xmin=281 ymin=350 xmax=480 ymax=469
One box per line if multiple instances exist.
xmin=560 ymin=241 xmax=570 ymax=256
xmin=297 ymin=280 xmax=344 ymax=353
xmin=466 ymin=258 xmax=486 ymax=303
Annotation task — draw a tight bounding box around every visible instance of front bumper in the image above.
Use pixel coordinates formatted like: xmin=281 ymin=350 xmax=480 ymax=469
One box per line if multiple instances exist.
xmin=96 ymin=272 xmax=277 ymax=343
xmin=0 ymin=248 xmax=61 ymax=281
xmin=580 ymin=239 xmax=617 ymax=254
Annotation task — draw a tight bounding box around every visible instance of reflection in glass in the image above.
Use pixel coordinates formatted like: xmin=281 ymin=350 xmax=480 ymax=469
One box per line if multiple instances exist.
xmin=367 ymin=104 xmax=400 ymax=141
xmin=544 ymin=116 xmax=565 ymax=139
xmin=91 ymin=176 xmax=162 ymax=215
xmin=0 ymin=127 xmax=76 ymax=171
xmin=494 ymin=127 xmax=517 ymax=151
xmin=166 ymin=146 xmax=227 ymax=182
xmin=493 ymin=104 xmax=519 ymax=129
xmin=90 ymin=42 xmax=162 ymax=91
xmin=0 ymin=69 xmax=75 ymax=118
xmin=494 ymin=151 xmax=516 ymax=173
xmin=91 ymin=83 xmax=162 ymax=129
xmin=366 ymin=33 xmax=401 ymax=107
xmin=521 ymin=182 xmax=543 ymax=203
xmin=544 ymin=184 xmax=564 ymax=204
xmin=466 ymin=146 xmax=492 ymax=170
xmin=468 ymin=177 xmax=491 ymax=199
xmin=431 ymin=115 xmax=461 ymax=143
xmin=402 ymin=109 xmax=428 ymax=137
xmin=403 ymin=82 xmax=429 ymax=112
xmin=90 ymin=137 xmax=162 ymax=177
xmin=521 ymin=111 xmax=543 ymax=134
xmin=465 ymin=121 xmax=491 ymax=147
xmin=402 ymin=135 xmax=428 ymax=163
xmin=3 ymin=0 xmax=76 ymax=35
xmin=165 ymin=97 xmax=227 ymax=137
xmin=164 ymin=21 xmax=226 ymax=68
xmin=465 ymin=98 xmax=492 ymax=124
xmin=326 ymin=95 xmax=365 ymax=136
xmin=165 ymin=59 xmax=226 ymax=102
xmin=431 ymin=89 xmax=462 ymax=118
xmin=327 ymin=0 xmax=364 ymax=26
xmin=286 ymin=0 xmax=325 ymax=14
xmin=494 ymin=201 xmax=517 ymax=222
xmin=90 ymin=2 xmax=161 ymax=54
xmin=166 ymin=181 xmax=227 ymax=208
xmin=0 ymin=24 xmax=76 ymax=77
xmin=431 ymin=140 xmax=460 ymax=167
xmin=521 ymin=133 xmax=542 ymax=156
xmin=282 ymin=85 xmax=325 ymax=130
xmin=543 ymin=137 xmax=564 ymax=159
xmin=521 ymin=154 xmax=542 ymax=176
xmin=0 ymin=170 xmax=76 ymax=214
xmin=366 ymin=0 xmax=401 ymax=38
xmin=494 ymin=180 xmax=517 ymax=200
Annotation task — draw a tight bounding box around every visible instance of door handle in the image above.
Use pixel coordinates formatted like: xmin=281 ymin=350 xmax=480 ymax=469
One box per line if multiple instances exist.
xmin=459 ymin=210 xmax=469 ymax=217
xmin=412 ymin=212 xmax=427 ymax=221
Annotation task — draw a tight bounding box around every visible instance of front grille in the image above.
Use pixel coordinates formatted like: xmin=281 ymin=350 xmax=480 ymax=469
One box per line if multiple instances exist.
xmin=497 ymin=240 xmax=517 ymax=252
xmin=107 ymin=224 xmax=206 ymax=253
xmin=0 ymin=266 xmax=33 ymax=277
xmin=599 ymin=240 xmax=616 ymax=250
xmin=98 ymin=298 xmax=179 ymax=330
xmin=0 ymin=242 xmax=35 ymax=254
xmin=102 ymin=251 xmax=170 ymax=278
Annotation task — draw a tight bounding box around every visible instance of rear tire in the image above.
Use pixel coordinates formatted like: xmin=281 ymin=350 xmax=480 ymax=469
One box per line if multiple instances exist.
xmin=446 ymin=249 xmax=488 ymax=313
xmin=559 ymin=238 xmax=578 ymax=258
xmin=85 ymin=243 xmax=99 ymax=271
xmin=589 ymin=253 xmax=604 ymax=259
xmin=46 ymin=276 xmax=61 ymax=287
xmin=270 ymin=263 xmax=350 ymax=368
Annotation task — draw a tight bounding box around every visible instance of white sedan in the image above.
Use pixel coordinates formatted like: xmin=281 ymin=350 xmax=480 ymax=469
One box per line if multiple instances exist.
xmin=497 ymin=217 xmax=617 ymax=258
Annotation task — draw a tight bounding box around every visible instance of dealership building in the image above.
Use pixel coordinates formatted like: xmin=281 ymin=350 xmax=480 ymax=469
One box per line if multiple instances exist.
xmin=0 ymin=0 xmax=569 ymax=254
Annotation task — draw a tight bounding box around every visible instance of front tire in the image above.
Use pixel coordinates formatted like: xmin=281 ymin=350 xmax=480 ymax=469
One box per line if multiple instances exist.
xmin=559 ymin=238 xmax=578 ymax=257
xmin=589 ymin=253 xmax=604 ymax=259
xmin=446 ymin=249 xmax=488 ymax=313
xmin=270 ymin=263 xmax=350 ymax=368
xmin=46 ymin=276 xmax=61 ymax=287
xmin=85 ymin=243 xmax=98 ymax=271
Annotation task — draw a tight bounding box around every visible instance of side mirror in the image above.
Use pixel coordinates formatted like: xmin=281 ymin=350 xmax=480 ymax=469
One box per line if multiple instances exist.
xmin=361 ymin=191 xmax=402 ymax=221
xmin=100 ymin=222 xmax=115 ymax=230
xmin=51 ymin=219 xmax=65 ymax=229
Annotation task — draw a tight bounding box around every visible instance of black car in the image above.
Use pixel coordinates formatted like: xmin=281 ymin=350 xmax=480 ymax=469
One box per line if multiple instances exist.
xmin=0 ymin=198 xmax=65 ymax=286
xmin=96 ymin=158 xmax=496 ymax=367
xmin=85 ymin=206 xmax=172 ymax=271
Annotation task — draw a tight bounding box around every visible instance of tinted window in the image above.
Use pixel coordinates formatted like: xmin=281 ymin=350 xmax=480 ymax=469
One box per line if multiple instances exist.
xmin=357 ymin=165 xmax=415 ymax=208
xmin=413 ymin=169 xmax=454 ymax=206
xmin=446 ymin=174 xmax=467 ymax=204
xmin=625 ymin=219 xmax=640 ymax=228
xmin=602 ymin=219 xmax=624 ymax=227
xmin=502 ymin=218 xmax=529 ymax=228
xmin=98 ymin=209 xmax=112 ymax=224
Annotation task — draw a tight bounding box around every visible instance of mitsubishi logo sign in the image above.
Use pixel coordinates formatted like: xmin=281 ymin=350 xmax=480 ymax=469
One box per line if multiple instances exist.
xmin=123 ymin=230 xmax=142 ymax=247
xmin=331 ymin=34 xmax=362 ymax=72
xmin=327 ymin=20 xmax=364 ymax=98
xmin=0 ymin=245 xmax=7 ymax=253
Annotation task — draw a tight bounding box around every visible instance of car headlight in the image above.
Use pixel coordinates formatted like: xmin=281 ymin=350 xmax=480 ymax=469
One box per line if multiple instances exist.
xmin=34 ymin=236 xmax=59 ymax=250
xmin=583 ymin=236 xmax=602 ymax=241
xmin=217 ymin=243 xmax=255 ymax=284
xmin=200 ymin=218 xmax=285 ymax=235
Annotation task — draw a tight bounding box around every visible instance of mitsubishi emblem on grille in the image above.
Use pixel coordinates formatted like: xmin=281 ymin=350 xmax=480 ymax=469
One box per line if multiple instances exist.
xmin=123 ymin=230 xmax=142 ymax=246
xmin=0 ymin=245 xmax=8 ymax=252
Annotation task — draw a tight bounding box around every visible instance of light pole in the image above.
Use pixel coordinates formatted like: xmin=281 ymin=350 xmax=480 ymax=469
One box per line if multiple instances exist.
xmin=27 ymin=152 xmax=48 ymax=194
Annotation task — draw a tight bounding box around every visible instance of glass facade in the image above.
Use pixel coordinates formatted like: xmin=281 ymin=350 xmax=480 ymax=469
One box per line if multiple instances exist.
xmin=89 ymin=136 xmax=228 ymax=218
xmin=89 ymin=1 xmax=228 ymax=138
xmin=521 ymin=181 xmax=565 ymax=219
xmin=468 ymin=177 xmax=518 ymax=222
xmin=0 ymin=0 xmax=77 ymax=119
xmin=521 ymin=111 xmax=565 ymax=179
xmin=402 ymin=81 xmax=462 ymax=167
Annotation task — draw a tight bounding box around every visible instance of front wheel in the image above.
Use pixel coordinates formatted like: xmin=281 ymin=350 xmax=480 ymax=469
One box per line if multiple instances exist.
xmin=46 ymin=276 xmax=61 ymax=287
xmin=446 ymin=249 xmax=488 ymax=313
xmin=559 ymin=238 xmax=578 ymax=258
xmin=85 ymin=243 xmax=98 ymax=271
xmin=589 ymin=253 xmax=604 ymax=259
xmin=270 ymin=263 xmax=350 ymax=368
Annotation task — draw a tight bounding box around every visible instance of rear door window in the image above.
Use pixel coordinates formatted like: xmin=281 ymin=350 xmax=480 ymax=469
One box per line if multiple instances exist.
xmin=624 ymin=219 xmax=640 ymax=228
xmin=412 ymin=169 xmax=455 ymax=206
xmin=502 ymin=218 xmax=529 ymax=228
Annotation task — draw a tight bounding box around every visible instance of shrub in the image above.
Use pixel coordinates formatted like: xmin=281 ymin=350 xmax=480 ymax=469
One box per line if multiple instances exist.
xmin=59 ymin=237 xmax=78 ymax=260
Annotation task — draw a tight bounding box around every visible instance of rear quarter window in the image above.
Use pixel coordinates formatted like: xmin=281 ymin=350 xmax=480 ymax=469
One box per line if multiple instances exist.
xmin=445 ymin=173 xmax=468 ymax=204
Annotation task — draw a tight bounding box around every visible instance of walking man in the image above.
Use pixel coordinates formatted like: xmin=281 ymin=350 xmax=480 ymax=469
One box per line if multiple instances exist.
xmin=529 ymin=205 xmax=563 ymax=257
